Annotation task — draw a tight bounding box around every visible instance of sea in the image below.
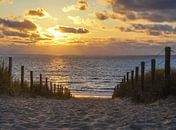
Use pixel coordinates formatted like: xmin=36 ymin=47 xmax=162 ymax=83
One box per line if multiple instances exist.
xmin=1 ymin=54 xmax=176 ymax=98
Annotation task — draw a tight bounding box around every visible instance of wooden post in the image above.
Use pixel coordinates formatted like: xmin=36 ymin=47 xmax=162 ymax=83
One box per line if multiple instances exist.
xmin=8 ymin=57 xmax=12 ymax=74
xmin=54 ymin=84 xmax=56 ymax=94
xmin=124 ymin=76 xmax=126 ymax=83
xmin=57 ymin=86 xmax=60 ymax=94
xmin=45 ymin=77 xmax=48 ymax=91
xmin=131 ymin=70 xmax=134 ymax=86
xmin=121 ymin=79 xmax=124 ymax=83
xmin=135 ymin=67 xmax=139 ymax=84
xmin=40 ymin=74 xmax=42 ymax=91
xmin=141 ymin=62 xmax=145 ymax=91
xmin=30 ymin=71 xmax=33 ymax=92
xmin=127 ymin=72 xmax=129 ymax=82
xmin=165 ymin=47 xmax=171 ymax=95
xmin=21 ymin=66 xmax=24 ymax=88
xmin=50 ymin=82 xmax=53 ymax=92
xmin=151 ymin=59 xmax=156 ymax=84
xmin=61 ymin=86 xmax=64 ymax=95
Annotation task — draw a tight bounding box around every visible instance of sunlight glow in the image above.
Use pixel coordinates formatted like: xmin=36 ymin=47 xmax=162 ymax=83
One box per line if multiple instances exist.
xmin=47 ymin=27 xmax=63 ymax=40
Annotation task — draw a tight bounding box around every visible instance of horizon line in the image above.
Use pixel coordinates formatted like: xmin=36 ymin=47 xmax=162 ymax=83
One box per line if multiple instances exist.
xmin=0 ymin=53 xmax=169 ymax=57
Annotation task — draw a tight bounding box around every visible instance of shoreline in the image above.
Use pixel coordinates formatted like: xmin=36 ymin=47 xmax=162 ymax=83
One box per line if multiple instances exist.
xmin=74 ymin=94 xmax=111 ymax=99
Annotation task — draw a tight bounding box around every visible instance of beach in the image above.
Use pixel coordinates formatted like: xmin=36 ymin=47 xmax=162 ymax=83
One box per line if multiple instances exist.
xmin=1 ymin=96 xmax=176 ymax=130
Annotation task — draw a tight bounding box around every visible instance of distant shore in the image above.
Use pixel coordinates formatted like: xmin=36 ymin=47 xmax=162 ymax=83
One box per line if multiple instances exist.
xmin=1 ymin=96 xmax=176 ymax=129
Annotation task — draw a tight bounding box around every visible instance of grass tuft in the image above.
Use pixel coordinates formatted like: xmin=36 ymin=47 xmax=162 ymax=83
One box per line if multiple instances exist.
xmin=112 ymin=69 xmax=176 ymax=104
xmin=0 ymin=64 xmax=72 ymax=99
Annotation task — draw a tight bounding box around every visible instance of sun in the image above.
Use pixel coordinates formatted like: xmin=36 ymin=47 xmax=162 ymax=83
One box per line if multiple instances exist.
xmin=47 ymin=27 xmax=63 ymax=39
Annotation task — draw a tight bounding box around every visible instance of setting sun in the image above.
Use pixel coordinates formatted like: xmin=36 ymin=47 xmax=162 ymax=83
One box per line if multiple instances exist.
xmin=47 ymin=27 xmax=63 ymax=40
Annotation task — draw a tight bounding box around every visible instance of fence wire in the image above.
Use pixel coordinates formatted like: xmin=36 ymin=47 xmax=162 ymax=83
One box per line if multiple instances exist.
xmin=117 ymin=48 xmax=165 ymax=84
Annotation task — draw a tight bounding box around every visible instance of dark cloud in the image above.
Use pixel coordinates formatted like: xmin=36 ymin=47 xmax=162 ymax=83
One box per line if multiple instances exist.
xmin=56 ymin=26 xmax=89 ymax=34
xmin=118 ymin=23 xmax=176 ymax=36
xmin=0 ymin=18 xmax=37 ymax=31
xmin=0 ymin=17 xmax=48 ymax=44
xmin=95 ymin=11 xmax=109 ymax=20
xmin=2 ymin=29 xmax=29 ymax=37
xmin=25 ymin=8 xmax=49 ymax=18
xmin=149 ymin=31 xmax=162 ymax=36
xmin=133 ymin=24 xmax=176 ymax=32
xmin=109 ymin=0 xmax=176 ymax=22
xmin=115 ymin=0 xmax=176 ymax=10
xmin=134 ymin=10 xmax=176 ymax=22
xmin=94 ymin=11 xmax=126 ymax=21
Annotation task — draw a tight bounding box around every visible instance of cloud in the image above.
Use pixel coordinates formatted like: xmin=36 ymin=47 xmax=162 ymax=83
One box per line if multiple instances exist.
xmin=113 ymin=0 xmax=176 ymax=10
xmin=1 ymin=35 xmax=176 ymax=56
xmin=68 ymin=16 xmax=106 ymax=29
xmin=133 ymin=24 xmax=176 ymax=33
xmin=117 ymin=23 xmax=176 ymax=36
xmin=148 ymin=31 xmax=162 ymax=36
xmin=0 ymin=17 xmax=50 ymax=44
xmin=2 ymin=29 xmax=29 ymax=37
xmin=55 ymin=26 xmax=89 ymax=34
xmin=95 ymin=11 xmax=109 ymax=20
xmin=25 ymin=8 xmax=50 ymax=18
xmin=0 ymin=0 xmax=12 ymax=4
xmin=0 ymin=18 xmax=37 ymax=31
xmin=63 ymin=0 xmax=88 ymax=12
xmin=94 ymin=11 xmax=126 ymax=21
xmin=77 ymin=0 xmax=88 ymax=10
xmin=108 ymin=0 xmax=176 ymax=22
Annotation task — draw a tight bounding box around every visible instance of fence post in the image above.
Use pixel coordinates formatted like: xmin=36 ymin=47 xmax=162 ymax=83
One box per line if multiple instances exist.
xmin=135 ymin=67 xmax=139 ymax=84
xmin=40 ymin=74 xmax=42 ymax=91
xmin=131 ymin=70 xmax=134 ymax=86
xmin=54 ymin=84 xmax=56 ymax=94
xmin=124 ymin=76 xmax=126 ymax=83
xmin=121 ymin=79 xmax=124 ymax=83
xmin=8 ymin=57 xmax=12 ymax=74
xmin=127 ymin=72 xmax=129 ymax=82
xmin=141 ymin=62 xmax=145 ymax=91
xmin=165 ymin=47 xmax=171 ymax=95
xmin=151 ymin=59 xmax=156 ymax=84
xmin=21 ymin=66 xmax=24 ymax=88
xmin=50 ymin=82 xmax=53 ymax=92
xmin=45 ymin=77 xmax=48 ymax=92
xmin=30 ymin=71 xmax=33 ymax=92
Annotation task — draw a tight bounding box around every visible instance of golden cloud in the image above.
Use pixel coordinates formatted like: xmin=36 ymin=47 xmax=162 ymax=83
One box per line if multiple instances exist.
xmin=25 ymin=8 xmax=50 ymax=18
xmin=63 ymin=0 xmax=88 ymax=12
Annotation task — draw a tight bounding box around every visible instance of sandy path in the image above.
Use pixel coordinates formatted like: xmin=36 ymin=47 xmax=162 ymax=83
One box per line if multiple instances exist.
xmin=1 ymin=96 xmax=176 ymax=130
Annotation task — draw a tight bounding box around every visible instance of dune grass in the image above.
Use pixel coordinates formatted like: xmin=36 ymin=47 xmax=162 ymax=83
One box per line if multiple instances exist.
xmin=32 ymin=83 xmax=72 ymax=99
xmin=112 ymin=69 xmax=176 ymax=104
xmin=0 ymin=64 xmax=72 ymax=99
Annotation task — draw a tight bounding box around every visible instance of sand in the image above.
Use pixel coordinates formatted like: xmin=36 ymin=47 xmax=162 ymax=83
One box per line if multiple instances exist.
xmin=1 ymin=96 xmax=176 ymax=130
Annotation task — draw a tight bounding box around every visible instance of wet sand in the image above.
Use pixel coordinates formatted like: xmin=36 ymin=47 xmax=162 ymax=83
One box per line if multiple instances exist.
xmin=1 ymin=96 xmax=176 ymax=130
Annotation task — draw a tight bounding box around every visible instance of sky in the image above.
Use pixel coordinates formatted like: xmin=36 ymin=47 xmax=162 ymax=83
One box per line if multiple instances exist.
xmin=0 ymin=0 xmax=176 ymax=55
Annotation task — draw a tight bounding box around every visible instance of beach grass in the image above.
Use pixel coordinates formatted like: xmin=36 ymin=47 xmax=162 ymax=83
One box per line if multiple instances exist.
xmin=0 ymin=64 xmax=72 ymax=99
xmin=112 ymin=69 xmax=176 ymax=103
xmin=32 ymin=83 xmax=72 ymax=99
